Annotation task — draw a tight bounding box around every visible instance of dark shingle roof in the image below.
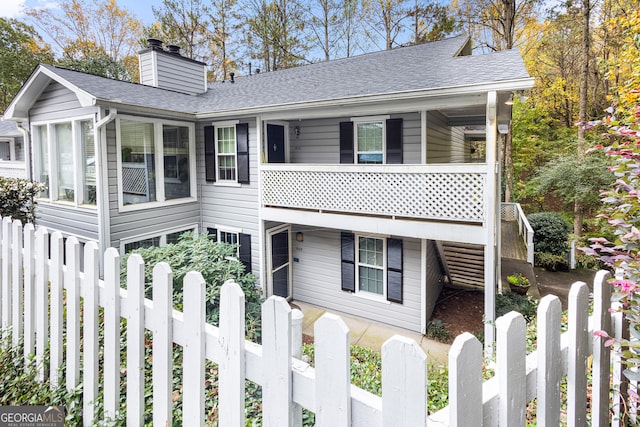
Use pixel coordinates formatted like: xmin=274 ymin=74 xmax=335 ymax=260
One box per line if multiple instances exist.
xmin=41 ymin=36 xmax=531 ymax=116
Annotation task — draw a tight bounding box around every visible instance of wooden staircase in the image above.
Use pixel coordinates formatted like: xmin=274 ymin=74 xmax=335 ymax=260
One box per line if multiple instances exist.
xmin=435 ymin=221 xmax=531 ymax=290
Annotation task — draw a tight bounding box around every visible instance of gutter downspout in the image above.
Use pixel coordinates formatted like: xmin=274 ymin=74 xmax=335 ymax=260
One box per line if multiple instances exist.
xmin=95 ymin=108 xmax=117 ymax=272
xmin=17 ymin=122 xmax=31 ymax=179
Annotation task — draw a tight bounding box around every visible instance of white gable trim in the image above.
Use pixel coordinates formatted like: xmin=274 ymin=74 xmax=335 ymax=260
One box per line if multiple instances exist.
xmin=5 ymin=65 xmax=96 ymax=120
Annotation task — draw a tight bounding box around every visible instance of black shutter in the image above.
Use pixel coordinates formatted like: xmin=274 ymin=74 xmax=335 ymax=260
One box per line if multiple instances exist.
xmin=339 ymin=122 xmax=354 ymax=164
xmin=239 ymin=233 xmax=252 ymax=273
xmin=386 ymin=118 xmax=403 ymax=164
xmin=341 ymin=232 xmax=355 ymax=292
xmin=236 ymin=123 xmax=250 ymax=183
xmin=207 ymin=227 xmax=217 ymax=241
xmin=204 ymin=125 xmax=216 ymax=182
xmin=387 ymin=238 xmax=403 ymax=303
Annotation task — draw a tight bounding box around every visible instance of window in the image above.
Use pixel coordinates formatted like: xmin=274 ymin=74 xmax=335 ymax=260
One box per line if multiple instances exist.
xmin=356 ymin=122 xmax=384 ymax=164
xmin=206 ymin=226 xmax=252 ymax=273
xmin=216 ymin=126 xmax=237 ymax=181
xmin=0 ymin=140 xmax=10 ymax=160
xmin=117 ymin=117 xmax=195 ymax=208
xmin=121 ymin=226 xmax=196 ymax=253
xmin=341 ymin=232 xmax=403 ymax=303
xmin=33 ymin=119 xmax=95 ymax=205
xmin=357 ymin=236 xmax=385 ymax=295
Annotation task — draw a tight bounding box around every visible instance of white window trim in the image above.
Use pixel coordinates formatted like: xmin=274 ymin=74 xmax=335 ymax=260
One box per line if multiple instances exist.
xmin=0 ymin=137 xmax=16 ymax=161
xmin=116 ymin=115 xmax=197 ymax=212
xmin=119 ymin=224 xmax=198 ymax=254
xmin=354 ymin=234 xmax=390 ymax=304
xmin=214 ymin=224 xmax=243 ymax=257
xmin=211 ymin=120 xmax=240 ymax=185
xmin=351 ymin=115 xmax=390 ymax=165
xmin=31 ymin=114 xmax=98 ymax=209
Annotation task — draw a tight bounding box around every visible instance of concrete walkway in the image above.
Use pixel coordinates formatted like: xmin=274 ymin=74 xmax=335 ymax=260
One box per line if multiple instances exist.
xmin=292 ymin=301 xmax=451 ymax=365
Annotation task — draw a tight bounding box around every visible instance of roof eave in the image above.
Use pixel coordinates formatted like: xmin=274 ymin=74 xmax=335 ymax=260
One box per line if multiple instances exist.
xmin=195 ymin=77 xmax=535 ymax=120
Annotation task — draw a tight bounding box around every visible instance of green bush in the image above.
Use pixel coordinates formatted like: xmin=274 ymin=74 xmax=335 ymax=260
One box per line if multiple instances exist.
xmin=0 ymin=334 xmax=83 ymax=424
xmin=121 ymin=232 xmax=263 ymax=340
xmin=527 ymin=212 xmax=571 ymax=255
xmin=534 ymin=252 xmax=569 ymax=271
xmin=0 ymin=177 xmax=46 ymax=224
xmin=425 ymin=319 xmax=452 ymax=343
xmin=496 ymin=292 xmax=538 ymax=322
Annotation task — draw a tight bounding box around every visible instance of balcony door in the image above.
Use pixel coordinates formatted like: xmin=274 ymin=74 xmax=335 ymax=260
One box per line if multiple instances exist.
xmin=266 ymin=123 xmax=286 ymax=163
xmin=267 ymin=224 xmax=292 ymax=298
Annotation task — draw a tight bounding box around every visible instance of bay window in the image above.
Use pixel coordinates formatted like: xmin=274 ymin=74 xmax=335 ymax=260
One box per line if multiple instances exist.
xmin=33 ymin=118 xmax=95 ymax=206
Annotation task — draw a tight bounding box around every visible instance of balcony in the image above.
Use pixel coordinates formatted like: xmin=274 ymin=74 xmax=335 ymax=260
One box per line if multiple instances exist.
xmin=260 ymin=164 xmax=486 ymax=223
xmin=0 ymin=161 xmax=27 ymax=179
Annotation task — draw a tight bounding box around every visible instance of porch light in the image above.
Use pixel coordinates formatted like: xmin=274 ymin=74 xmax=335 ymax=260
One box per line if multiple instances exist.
xmin=505 ymin=94 xmax=514 ymax=105
xmin=294 ymin=126 xmax=300 ymax=138
xmin=296 ymin=232 xmax=304 ymax=242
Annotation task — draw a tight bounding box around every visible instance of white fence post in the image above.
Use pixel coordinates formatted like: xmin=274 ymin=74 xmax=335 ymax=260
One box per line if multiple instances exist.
xmin=219 ymin=280 xmax=246 ymax=427
xmin=49 ymin=232 xmax=64 ymax=388
xmin=291 ymin=308 xmax=304 ymax=427
xmin=126 ymin=254 xmax=145 ymax=426
xmin=2 ymin=216 xmax=12 ymax=331
xmin=592 ymin=270 xmax=612 ymax=426
xmin=23 ymin=223 xmax=35 ymax=361
xmin=183 ymin=272 xmax=206 ymax=426
xmin=315 ymin=313 xmax=350 ymax=427
xmin=65 ymin=237 xmax=81 ymax=391
xmin=11 ymin=220 xmax=23 ymax=346
xmin=103 ymin=247 xmax=121 ymax=420
xmin=448 ymin=332 xmax=482 ymax=427
xmin=536 ymin=295 xmax=562 ymax=427
xmin=496 ymin=311 xmax=526 ymax=427
xmin=152 ymin=262 xmax=173 ymax=427
xmin=567 ymin=281 xmax=589 ymax=426
xmin=83 ymin=242 xmax=100 ymax=426
xmin=382 ymin=335 xmax=427 ymax=427
xmin=262 ymin=296 xmax=293 ymax=427
xmin=35 ymin=226 xmax=49 ymax=382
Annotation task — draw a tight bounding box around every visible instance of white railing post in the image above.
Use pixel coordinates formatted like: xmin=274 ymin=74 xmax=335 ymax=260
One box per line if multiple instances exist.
xmin=496 ymin=311 xmax=526 ymax=426
xmin=152 ymin=262 xmax=173 ymax=427
xmin=382 ymin=335 xmax=427 ymax=427
xmin=448 ymin=332 xmax=482 ymax=427
xmin=126 ymin=254 xmax=145 ymax=426
xmin=262 ymin=296 xmax=293 ymax=427
xmin=537 ymin=295 xmax=562 ymax=427
xmin=103 ymin=248 xmax=121 ymax=420
xmin=219 ymin=280 xmax=246 ymax=427
xmin=49 ymin=232 xmax=64 ymax=388
xmin=567 ymin=281 xmax=589 ymax=426
xmin=183 ymin=272 xmax=206 ymax=426
xmin=592 ymin=270 xmax=612 ymax=426
xmin=1 ymin=216 xmax=12 ymax=331
xmin=34 ymin=226 xmax=49 ymax=382
xmin=11 ymin=220 xmax=23 ymax=347
xmin=83 ymin=242 xmax=100 ymax=426
xmin=315 ymin=313 xmax=350 ymax=427
xmin=23 ymin=223 xmax=35 ymax=361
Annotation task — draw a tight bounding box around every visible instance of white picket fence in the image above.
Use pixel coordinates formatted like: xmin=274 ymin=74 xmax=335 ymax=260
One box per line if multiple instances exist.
xmin=0 ymin=216 xmax=628 ymax=426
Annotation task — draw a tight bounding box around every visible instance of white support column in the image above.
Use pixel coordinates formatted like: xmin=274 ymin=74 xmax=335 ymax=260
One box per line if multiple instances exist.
xmin=420 ymin=239 xmax=427 ymax=335
xmin=421 ymin=110 xmax=428 ymax=164
xmin=256 ymin=115 xmax=265 ymax=295
xmin=484 ymin=91 xmax=498 ymax=355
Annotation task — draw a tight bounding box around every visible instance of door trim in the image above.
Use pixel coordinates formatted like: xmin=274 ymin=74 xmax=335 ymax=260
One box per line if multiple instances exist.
xmin=264 ymin=121 xmax=289 ymax=163
xmin=266 ymin=224 xmax=292 ymax=299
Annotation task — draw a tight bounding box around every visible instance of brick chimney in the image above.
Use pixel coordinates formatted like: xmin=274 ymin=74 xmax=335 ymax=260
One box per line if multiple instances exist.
xmin=138 ymin=38 xmax=207 ymax=95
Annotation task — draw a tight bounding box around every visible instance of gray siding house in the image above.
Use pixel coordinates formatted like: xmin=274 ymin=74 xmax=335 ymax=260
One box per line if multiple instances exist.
xmin=4 ymin=36 xmax=533 ymax=339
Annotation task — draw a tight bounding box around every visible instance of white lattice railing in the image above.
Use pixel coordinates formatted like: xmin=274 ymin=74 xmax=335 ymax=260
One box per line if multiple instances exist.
xmin=261 ymin=164 xmax=486 ymax=222
xmin=0 ymin=161 xmax=26 ymax=179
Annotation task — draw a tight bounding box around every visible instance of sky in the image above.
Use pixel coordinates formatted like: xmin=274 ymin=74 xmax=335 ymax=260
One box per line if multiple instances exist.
xmin=1 ymin=0 xmax=160 ymax=25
